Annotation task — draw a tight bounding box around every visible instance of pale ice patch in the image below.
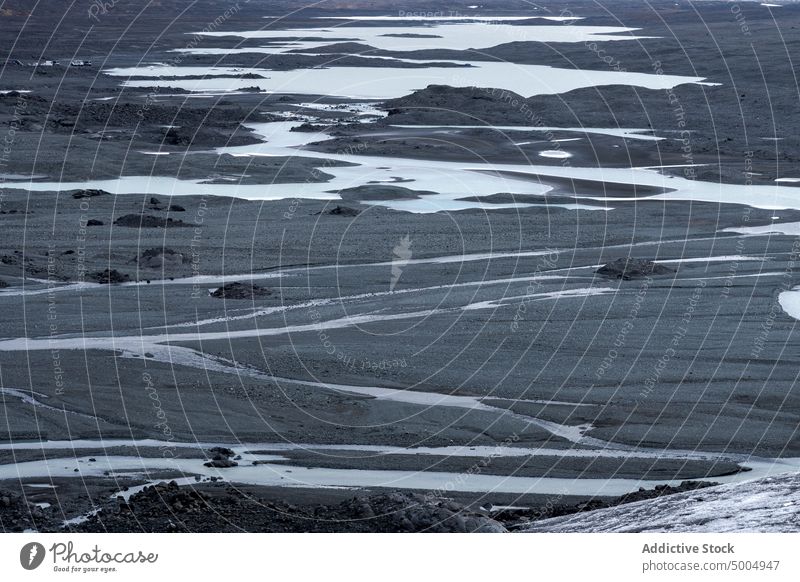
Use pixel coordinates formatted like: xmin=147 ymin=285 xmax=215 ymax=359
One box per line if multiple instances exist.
xmin=655 ymin=255 xmax=767 ymax=265
xmin=314 ymin=16 xmax=581 ymax=22
xmin=389 ymin=125 xmax=664 ymax=141
xmin=187 ymin=23 xmax=652 ymax=53
xmin=778 ymin=286 xmax=800 ymax=320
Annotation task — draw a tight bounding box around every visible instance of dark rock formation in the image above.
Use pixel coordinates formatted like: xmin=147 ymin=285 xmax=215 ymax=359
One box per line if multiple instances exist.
xmin=203 ymin=447 xmax=238 ymax=468
xmin=138 ymin=248 xmax=184 ymax=269
xmin=89 ymin=269 xmax=130 ymax=284
xmin=596 ymin=258 xmax=675 ymax=280
xmin=113 ymin=214 xmax=189 ymax=228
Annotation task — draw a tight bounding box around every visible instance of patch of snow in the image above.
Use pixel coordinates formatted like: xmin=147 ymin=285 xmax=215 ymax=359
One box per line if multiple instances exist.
xmin=538 ymin=150 xmax=572 ymax=159
xmin=778 ymin=285 xmax=800 ymax=320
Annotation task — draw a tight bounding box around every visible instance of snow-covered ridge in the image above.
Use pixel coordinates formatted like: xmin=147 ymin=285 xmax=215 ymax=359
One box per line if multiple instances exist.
xmin=523 ymin=473 xmax=800 ymax=533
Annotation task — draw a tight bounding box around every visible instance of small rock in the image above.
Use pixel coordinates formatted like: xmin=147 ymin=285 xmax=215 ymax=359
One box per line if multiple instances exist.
xmin=71 ymin=189 xmax=110 ymax=199
xmin=210 ymin=282 xmax=272 ymax=300
xmin=203 ymin=458 xmax=238 ymax=468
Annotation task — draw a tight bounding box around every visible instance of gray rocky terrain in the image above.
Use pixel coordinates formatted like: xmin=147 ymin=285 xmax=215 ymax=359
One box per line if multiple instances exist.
xmin=0 ymin=0 xmax=798 ymax=532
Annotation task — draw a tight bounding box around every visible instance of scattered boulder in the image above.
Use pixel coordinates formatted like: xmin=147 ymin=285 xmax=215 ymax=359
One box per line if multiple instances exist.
xmin=146 ymin=196 xmax=167 ymax=211
xmin=0 ymin=279 xmax=7 ymax=288
xmin=596 ymin=258 xmax=675 ymax=280
xmin=327 ymin=205 xmax=360 ymax=216
xmin=204 ymin=447 xmax=238 ymax=468
xmin=71 ymin=189 xmax=110 ymax=199
xmin=203 ymin=458 xmax=238 ymax=468
xmin=113 ymin=214 xmax=189 ymax=228
xmin=89 ymin=269 xmax=130 ymax=284
xmin=210 ymin=282 xmax=272 ymax=300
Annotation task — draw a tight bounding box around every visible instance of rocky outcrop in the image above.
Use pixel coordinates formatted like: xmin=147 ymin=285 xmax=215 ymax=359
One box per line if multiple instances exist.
xmin=71 ymin=189 xmax=110 ymax=199
xmin=0 ymin=488 xmax=50 ymax=532
xmin=71 ymin=484 xmax=506 ymax=533
xmin=382 ymin=84 xmax=531 ymax=125
xmin=88 ymin=268 xmax=131 ymax=284
xmin=203 ymin=447 xmax=238 ymax=468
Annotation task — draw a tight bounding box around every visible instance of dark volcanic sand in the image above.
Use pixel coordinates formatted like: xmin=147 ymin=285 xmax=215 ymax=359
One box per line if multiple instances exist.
xmin=1 ymin=0 xmax=799 ymax=532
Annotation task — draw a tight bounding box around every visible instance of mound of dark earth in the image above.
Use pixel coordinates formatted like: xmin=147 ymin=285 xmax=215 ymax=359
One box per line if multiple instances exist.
xmin=88 ymin=269 xmax=130 ymax=284
xmin=210 ymin=282 xmax=272 ymax=300
xmin=0 ymin=279 xmax=7 ymax=288
xmin=86 ymin=219 xmax=104 ymax=226
xmin=509 ymin=481 xmax=718 ymax=529
xmin=203 ymin=447 xmax=239 ymax=468
xmin=113 ymin=214 xmax=189 ymax=228
xmin=70 ymin=189 xmax=110 ymax=199
xmin=336 ymin=185 xmax=435 ymax=202
xmin=74 ymin=482 xmax=506 ymax=533
xmin=382 ymin=84 xmax=532 ymax=126
xmin=17 ymin=99 xmax=256 ymax=134
xmin=596 ymin=258 xmax=676 ymax=280
xmin=138 ymin=248 xmax=185 ymax=269
xmin=290 ymin=122 xmax=330 ymax=133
